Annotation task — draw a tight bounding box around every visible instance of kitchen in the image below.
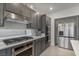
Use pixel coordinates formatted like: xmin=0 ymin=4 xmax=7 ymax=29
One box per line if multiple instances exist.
xmin=0 ymin=3 xmax=79 ymax=56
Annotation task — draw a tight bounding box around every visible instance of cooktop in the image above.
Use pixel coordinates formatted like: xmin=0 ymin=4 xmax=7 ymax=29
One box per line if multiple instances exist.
xmin=3 ymin=36 xmax=33 ymax=45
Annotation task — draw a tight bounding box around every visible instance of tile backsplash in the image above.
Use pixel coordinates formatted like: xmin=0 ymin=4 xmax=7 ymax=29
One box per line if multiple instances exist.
xmin=0 ymin=29 xmax=25 ymax=37
xmin=0 ymin=21 xmax=26 ymax=38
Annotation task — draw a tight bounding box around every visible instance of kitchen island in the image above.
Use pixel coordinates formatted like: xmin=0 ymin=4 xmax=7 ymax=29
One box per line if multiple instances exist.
xmin=70 ymin=40 xmax=79 ymax=56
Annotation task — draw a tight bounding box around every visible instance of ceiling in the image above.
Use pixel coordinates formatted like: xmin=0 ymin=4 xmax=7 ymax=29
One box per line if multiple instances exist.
xmin=27 ymin=3 xmax=79 ymax=14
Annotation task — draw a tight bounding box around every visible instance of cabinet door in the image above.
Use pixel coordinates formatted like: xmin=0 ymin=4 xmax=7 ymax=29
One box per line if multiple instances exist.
xmin=31 ymin=15 xmax=37 ymax=29
xmin=26 ymin=7 xmax=31 ymax=17
xmin=33 ymin=40 xmax=39 ymax=56
xmin=5 ymin=3 xmax=22 ymax=15
xmin=0 ymin=48 xmax=12 ymax=56
xmin=33 ymin=40 xmax=37 ymax=56
xmin=30 ymin=11 xmax=37 ymax=29
xmin=37 ymin=39 xmax=42 ymax=55
xmin=41 ymin=37 xmax=45 ymax=52
xmin=34 ymin=39 xmax=42 ymax=56
xmin=0 ymin=3 xmax=4 ymax=26
xmin=4 ymin=11 xmax=24 ymax=21
xmin=5 ymin=3 xmax=15 ymax=13
xmin=22 ymin=6 xmax=31 ymax=18
xmin=34 ymin=38 xmax=46 ymax=56
xmin=0 ymin=49 xmax=6 ymax=56
xmin=39 ymin=15 xmax=46 ymax=32
xmin=35 ymin=40 xmax=39 ymax=56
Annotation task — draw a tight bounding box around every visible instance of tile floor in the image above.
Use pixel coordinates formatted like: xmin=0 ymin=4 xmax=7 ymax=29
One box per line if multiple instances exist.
xmin=40 ymin=46 xmax=75 ymax=56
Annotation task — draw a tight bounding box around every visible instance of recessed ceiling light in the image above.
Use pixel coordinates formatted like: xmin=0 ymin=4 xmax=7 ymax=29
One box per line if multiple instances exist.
xmin=36 ymin=12 xmax=39 ymax=14
xmin=34 ymin=12 xmax=39 ymax=16
xmin=11 ymin=13 xmax=15 ymax=19
xmin=50 ymin=7 xmax=53 ymax=10
xmin=27 ymin=4 xmax=34 ymax=9
xmin=30 ymin=5 xmax=34 ymax=9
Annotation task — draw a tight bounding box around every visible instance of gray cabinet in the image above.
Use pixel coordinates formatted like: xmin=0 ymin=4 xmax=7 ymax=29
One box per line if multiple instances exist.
xmin=31 ymin=15 xmax=38 ymax=29
xmin=33 ymin=39 xmax=41 ymax=56
xmin=33 ymin=37 xmax=47 ymax=56
xmin=41 ymin=37 xmax=46 ymax=52
xmin=4 ymin=11 xmax=24 ymax=21
xmin=5 ymin=3 xmax=22 ymax=15
xmin=0 ymin=48 xmax=12 ymax=56
xmin=5 ymin=3 xmax=31 ymax=18
xmin=0 ymin=3 xmax=4 ymax=26
xmin=37 ymin=39 xmax=42 ymax=55
xmin=39 ymin=15 xmax=46 ymax=33
xmin=33 ymin=38 xmax=42 ymax=56
xmin=22 ymin=5 xmax=31 ymax=18
xmin=0 ymin=49 xmax=6 ymax=56
xmin=30 ymin=11 xmax=38 ymax=29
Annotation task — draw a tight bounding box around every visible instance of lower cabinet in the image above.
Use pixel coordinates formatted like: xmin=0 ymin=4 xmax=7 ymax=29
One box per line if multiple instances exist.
xmin=0 ymin=37 xmax=50 ymax=56
xmin=0 ymin=49 xmax=6 ymax=56
xmin=41 ymin=37 xmax=46 ymax=52
xmin=33 ymin=39 xmax=41 ymax=56
xmin=33 ymin=37 xmax=49 ymax=56
xmin=0 ymin=48 xmax=12 ymax=56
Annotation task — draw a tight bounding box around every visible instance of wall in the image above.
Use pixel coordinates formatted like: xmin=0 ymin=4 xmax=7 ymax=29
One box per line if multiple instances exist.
xmin=48 ymin=14 xmax=55 ymax=46
xmin=48 ymin=6 xmax=79 ymax=46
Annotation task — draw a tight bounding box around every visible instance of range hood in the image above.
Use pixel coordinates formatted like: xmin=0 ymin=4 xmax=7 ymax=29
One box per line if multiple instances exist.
xmin=5 ymin=18 xmax=29 ymax=24
xmin=4 ymin=11 xmax=30 ymax=24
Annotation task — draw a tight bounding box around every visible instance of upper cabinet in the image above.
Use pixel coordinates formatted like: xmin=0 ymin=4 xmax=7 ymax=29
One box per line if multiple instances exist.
xmin=4 ymin=3 xmax=35 ymax=18
xmin=39 ymin=15 xmax=46 ymax=32
xmin=21 ymin=4 xmax=31 ymax=18
xmin=5 ymin=3 xmax=22 ymax=16
xmin=0 ymin=3 xmax=4 ymax=27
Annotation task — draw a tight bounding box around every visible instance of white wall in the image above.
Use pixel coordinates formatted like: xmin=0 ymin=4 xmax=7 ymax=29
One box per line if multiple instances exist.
xmin=48 ymin=14 xmax=55 ymax=46
xmin=48 ymin=6 xmax=79 ymax=46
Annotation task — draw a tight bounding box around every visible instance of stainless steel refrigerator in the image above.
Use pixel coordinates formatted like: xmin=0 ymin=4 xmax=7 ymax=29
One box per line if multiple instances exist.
xmin=57 ymin=23 xmax=75 ymax=49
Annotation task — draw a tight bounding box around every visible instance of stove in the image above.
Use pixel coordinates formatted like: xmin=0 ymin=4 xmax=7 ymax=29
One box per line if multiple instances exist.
xmin=3 ymin=36 xmax=33 ymax=45
xmin=21 ymin=36 xmax=33 ymax=39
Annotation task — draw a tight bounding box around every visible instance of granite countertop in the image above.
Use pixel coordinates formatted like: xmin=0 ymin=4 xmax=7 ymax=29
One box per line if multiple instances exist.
xmin=0 ymin=33 xmax=45 ymax=50
xmin=70 ymin=40 xmax=79 ymax=56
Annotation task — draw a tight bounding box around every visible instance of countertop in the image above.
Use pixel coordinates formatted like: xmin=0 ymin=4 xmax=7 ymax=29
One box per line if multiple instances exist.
xmin=70 ymin=40 xmax=79 ymax=56
xmin=0 ymin=34 xmax=45 ymax=50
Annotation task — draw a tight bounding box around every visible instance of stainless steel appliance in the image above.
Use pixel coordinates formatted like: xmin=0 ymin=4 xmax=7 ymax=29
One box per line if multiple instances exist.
xmin=57 ymin=23 xmax=75 ymax=49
